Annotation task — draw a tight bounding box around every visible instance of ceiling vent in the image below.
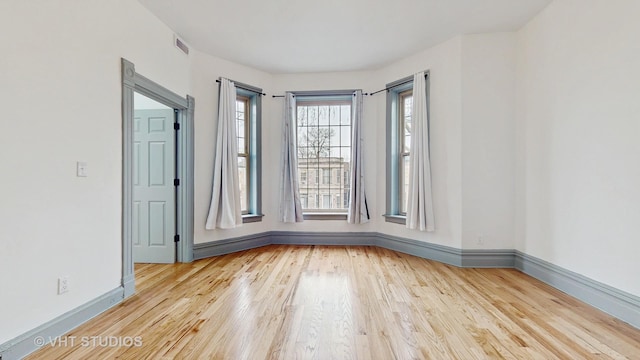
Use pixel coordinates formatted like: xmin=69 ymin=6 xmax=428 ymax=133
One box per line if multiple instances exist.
xmin=174 ymin=35 xmax=189 ymax=55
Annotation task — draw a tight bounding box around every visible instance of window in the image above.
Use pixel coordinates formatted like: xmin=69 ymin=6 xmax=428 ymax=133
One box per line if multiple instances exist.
xmin=385 ymin=73 xmax=428 ymax=224
xmin=236 ymin=96 xmax=250 ymax=214
xmin=300 ymin=170 xmax=307 ymax=185
xmin=235 ymin=83 xmax=263 ymax=222
xmin=322 ymin=194 xmax=331 ymax=209
xmin=322 ymin=168 xmax=330 ymax=185
xmin=399 ymin=90 xmax=412 ymax=214
xmin=296 ymin=92 xmax=352 ymax=215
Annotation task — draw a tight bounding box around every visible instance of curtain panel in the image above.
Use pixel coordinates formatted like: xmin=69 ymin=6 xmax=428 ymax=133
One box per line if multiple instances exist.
xmin=279 ymin=92 xmax=304 ymax=222
xmin=205 ymin=78 xmax=243 ymax=229
xmin=347 ymin=90 xmax=369 ymax=224
xmin=406 ymin=72 xmax=435 ymax=231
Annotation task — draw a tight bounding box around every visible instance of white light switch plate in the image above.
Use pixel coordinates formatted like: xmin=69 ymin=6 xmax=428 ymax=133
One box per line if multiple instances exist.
xmin=77 ymin=161 xmax=88 ymax=177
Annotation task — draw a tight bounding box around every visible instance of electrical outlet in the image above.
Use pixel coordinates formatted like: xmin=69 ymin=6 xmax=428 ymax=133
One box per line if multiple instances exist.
xmin=58 ymin=277 xmax=69 ymax=294
xmin=477 ymin=234 xmax=485 ymax=245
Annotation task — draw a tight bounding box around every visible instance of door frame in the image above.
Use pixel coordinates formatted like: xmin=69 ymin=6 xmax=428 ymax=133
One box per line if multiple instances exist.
xmin=121 ymin=58 xmax=195 ymax=297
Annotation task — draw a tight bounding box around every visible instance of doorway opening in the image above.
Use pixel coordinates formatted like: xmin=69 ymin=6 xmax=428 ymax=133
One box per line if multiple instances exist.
xmin=121 ymin=58 xmax=194 ymax=297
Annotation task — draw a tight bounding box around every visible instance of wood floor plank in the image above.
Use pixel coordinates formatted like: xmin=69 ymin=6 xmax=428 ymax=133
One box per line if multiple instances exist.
xmin=25 ymin=245 xmax=640 ymax=359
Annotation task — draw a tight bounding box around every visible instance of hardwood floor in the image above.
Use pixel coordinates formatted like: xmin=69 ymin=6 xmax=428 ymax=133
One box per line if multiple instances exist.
xmin=27 ymin=245 xmax=640 ymax=359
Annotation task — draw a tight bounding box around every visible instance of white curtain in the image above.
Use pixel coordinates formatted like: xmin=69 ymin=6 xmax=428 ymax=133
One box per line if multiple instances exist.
xmin=205 ymin=78 xmax=242 ymax=229
xmin=279 ymin=92 xmax=304 ymax=222
xmin=406 ymin=72 xmax=435 ymax=231
xmin=347 ymin=90 xmax=369 ymax=224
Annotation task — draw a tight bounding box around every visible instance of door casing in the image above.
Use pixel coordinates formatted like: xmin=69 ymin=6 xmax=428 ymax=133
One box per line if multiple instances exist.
xmin=121 ymin=58 xmax=194 ymax=297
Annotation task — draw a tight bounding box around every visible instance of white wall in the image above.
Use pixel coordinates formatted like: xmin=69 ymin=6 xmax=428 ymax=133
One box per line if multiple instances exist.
xmin=0 ymin=0 xmax=190 ymax=344
xmin=194 ymin=34 xmax=518 ymax=252
xmin=516 ymin=0 xmax=640 ymax=296
xmin=461 ymin=33 xmax=516 ymax=249
xmin=375 ymin=37 xmax=464 ymax=248
xmin=190 ymin=50 xmax=274 ymax=244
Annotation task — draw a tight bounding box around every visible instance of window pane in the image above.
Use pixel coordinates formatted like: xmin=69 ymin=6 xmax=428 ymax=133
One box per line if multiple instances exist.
xmin=317 ymin=126 xmax=331 ymax=157
xmin=322 ymin=195 xmax=331 ymax=209
xmin=340 ymin=105 xmax=350 ymax=125
xmin=402 ymin=95 xmax=412 ymax=153
xmin=308 ymin=106 xmax=318 ymax=125
xmin=238 ymin=156 xmax=248 ymax=212
xmin=330 ymin=127 xmax=340 ymax=147
xmin=319 ymin=106 xmax=329 ymax=125
xmin=340 ymin=126 xmax=351 ymax=147
xmin=296 ymin=100 xmax=351 ymax=212
xmin=329 ymin=106 xmax=340 ymax=125
xmin=237 ymin=138 xmax=245 ymax=154
xmin=298 ymin=106 xmax=307 ymax=126
xmin=401 ymin=155 xmax=410 ymax=214
xmin=404 ymin=99 xmax=412 ymax=116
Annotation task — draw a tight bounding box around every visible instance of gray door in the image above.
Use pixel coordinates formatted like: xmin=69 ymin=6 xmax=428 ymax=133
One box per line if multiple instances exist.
xmin=133 ymin=109 xmax=176 ymax=263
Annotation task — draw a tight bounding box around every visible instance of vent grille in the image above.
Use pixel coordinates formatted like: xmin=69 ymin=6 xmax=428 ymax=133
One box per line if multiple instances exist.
xmin=174 ymin=35 xmax=189 ymax=55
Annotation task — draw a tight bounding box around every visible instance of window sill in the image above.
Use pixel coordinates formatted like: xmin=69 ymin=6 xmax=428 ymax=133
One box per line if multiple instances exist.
xmin=303 ymin=213 xmax=348 ymax=221
xmin=242 ymin=214 xmax=264 ymax=223
xmin=383 ymin=214 xmax=406 ymax=225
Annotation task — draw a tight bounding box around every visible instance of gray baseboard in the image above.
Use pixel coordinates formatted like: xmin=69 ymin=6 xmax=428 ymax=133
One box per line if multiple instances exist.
xmin=461 ymin=249 xmax=515 ymax=268
xmin=271 ymin=231 xmax=375 ymax=246
xmin=0 ymin=287 xmax=124 ymax=360
xmin=193 ymin=232 xmax=271 ymax=260
xmin=194 ymin=231 xmax=511 ymax=268
xmin=122 ymin=273 xmax=136 ymax=298
xmin=373 ymin=233 xmax=463 ymax=267
xmin=514 ymin=251 xmax=640 ymax=329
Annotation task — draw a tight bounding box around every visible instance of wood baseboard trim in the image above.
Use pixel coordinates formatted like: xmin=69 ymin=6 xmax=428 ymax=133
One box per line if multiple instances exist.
xmin=271 ymin=231 xmax=375 ymax=246
xmin=514 ymin=251 xmax=640 ymax=329
xmin=0 ymin=287 xmax=124 ymax=360
xmin=373 ymin=232 xmax=463 ymax=266
xmin=193 ymin=232 xmax=271 ymax=260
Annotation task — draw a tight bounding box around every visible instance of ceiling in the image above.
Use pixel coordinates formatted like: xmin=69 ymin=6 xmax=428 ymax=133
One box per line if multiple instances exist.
xmin=137 ymin=0 xmax=551 ymax=74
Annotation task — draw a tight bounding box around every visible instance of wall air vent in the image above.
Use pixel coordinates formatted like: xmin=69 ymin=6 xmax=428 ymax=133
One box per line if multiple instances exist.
xmin=174 ymin=35 xmax=189 ymax=55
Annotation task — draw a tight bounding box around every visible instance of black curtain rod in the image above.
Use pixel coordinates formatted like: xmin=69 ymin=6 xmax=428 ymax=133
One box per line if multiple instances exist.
xmin=216 ymin=79 xmax=266 ymax=96
xmin=272 ymin=93 xmax=367 ymax=98
xmin=368 ymin=79 xmax=413 ymax=96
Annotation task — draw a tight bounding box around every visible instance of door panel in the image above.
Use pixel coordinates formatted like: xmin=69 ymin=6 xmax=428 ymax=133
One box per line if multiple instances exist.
xmin=133 ymin=108 xmax=175 ymax=263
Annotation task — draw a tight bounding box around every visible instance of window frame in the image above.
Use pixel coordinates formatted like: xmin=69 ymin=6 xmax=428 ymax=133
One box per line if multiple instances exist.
xmin=398 ymin=89 xmax=412 ymax=216
xmin=236 ymin=95 xmax=250 ymax=215
xmin=234 ymin=82 xmax=263 ymax=223
xmin=293 ymin=90 xmax=356 ymax=220
xmin=384 ymin=72 xmax=429 ymax=225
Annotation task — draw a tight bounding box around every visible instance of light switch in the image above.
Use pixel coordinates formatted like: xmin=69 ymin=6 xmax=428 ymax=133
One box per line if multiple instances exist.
xmin=77 ymin=162 xmax=88 ymax=177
